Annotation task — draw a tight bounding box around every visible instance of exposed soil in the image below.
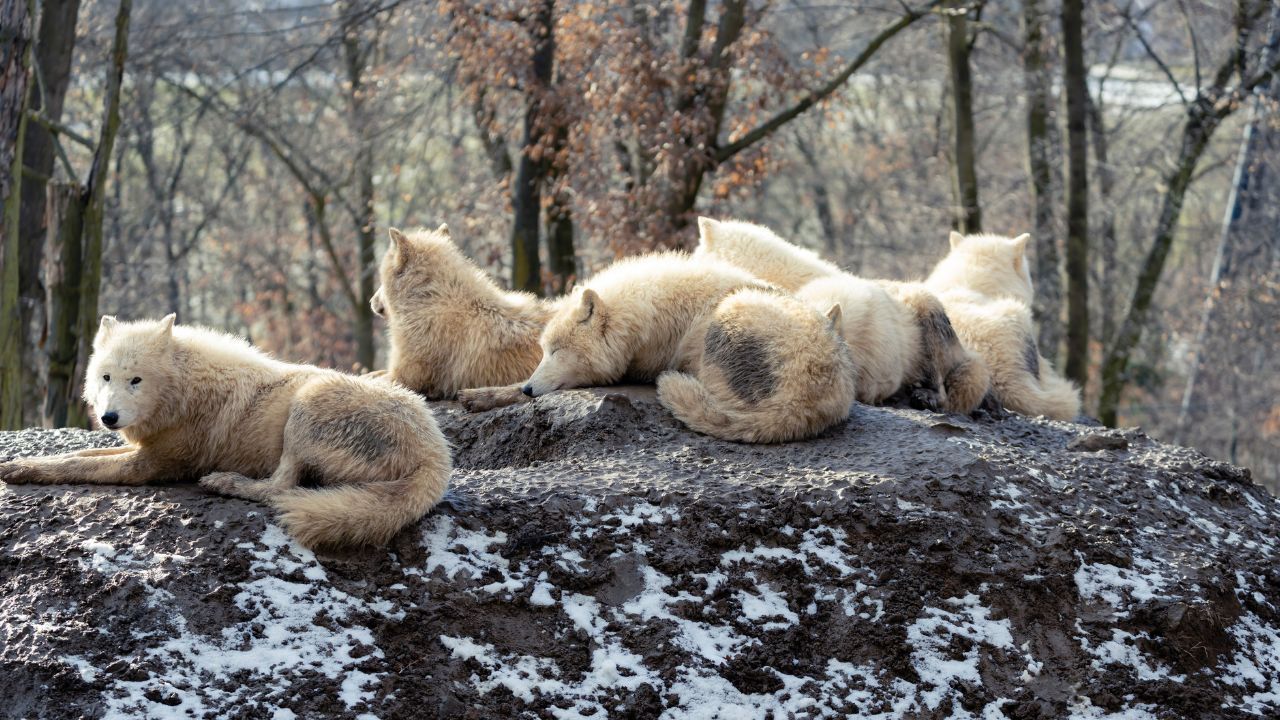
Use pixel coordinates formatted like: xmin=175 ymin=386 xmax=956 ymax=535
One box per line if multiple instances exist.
xmin=2 ymin=387 xmax=1278 ymax=719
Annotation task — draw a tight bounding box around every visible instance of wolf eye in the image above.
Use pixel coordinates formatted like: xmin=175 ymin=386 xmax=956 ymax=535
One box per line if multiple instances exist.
xmin=130 ymin=377 xmax=142 ymax=385
xmin=103 ymin=374 xmax=110 ymax=382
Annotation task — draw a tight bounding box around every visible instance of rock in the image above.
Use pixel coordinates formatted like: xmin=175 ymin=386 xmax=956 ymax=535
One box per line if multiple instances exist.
xmin=1068 ymin=433 xmax=1130 ymax=452
xmin=2 ymin=386 xmax=1279 ymax=718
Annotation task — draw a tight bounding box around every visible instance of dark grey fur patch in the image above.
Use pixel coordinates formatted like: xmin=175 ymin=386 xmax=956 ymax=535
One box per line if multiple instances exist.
xmin=304 ymin=406 xmax=398 ymax=464
xmin=920 ymin=307 xmax=960 ymax=345
xmin=1023 ymin=335 xmax=1042 ymax=379
xmin=705 ymin=320 xmax=778 ymax=405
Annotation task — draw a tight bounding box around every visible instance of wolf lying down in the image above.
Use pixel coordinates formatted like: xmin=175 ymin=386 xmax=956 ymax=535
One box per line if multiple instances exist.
xmin=0 ymin=315 xmax=451 ymax=549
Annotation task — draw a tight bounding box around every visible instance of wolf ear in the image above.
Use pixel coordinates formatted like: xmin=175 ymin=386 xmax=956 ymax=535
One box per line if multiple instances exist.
xmin=949 ymin=231 xmax=965 ymax=250
xmin=95 ymin=315 xmax=118 ymax=347
xmin=575 ymin=288 xmax=602 ymax=324
xmin=825 ymin=303 xmax=843 ymax=330
xmin=157 ymin=313 xmax=176 ymax=339
xmin=436 ymin=223 xmax=450 ymax=237
xmin=696 ymin=217 xmax=720 ymax=248
xmin=388 ymin=228 xmax=414 ymax=267
xmin=1011 ymin=233 xmax=1030 ymax=272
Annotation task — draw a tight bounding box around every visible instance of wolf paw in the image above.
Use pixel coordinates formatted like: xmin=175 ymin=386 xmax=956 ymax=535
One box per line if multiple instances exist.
xmin=909 ymin=387 xmax=942 ymax=413
xmin=0 ymin=459 xmax=52 ymax=485
xmin=458 ymin=385 xmax=528 ymax=413
xmin=198 ymin=472 xmax=245 ymax=495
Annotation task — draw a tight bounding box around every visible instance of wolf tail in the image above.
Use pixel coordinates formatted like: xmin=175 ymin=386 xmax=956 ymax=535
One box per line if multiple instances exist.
xmin=1002 ymin=359 xmax=1081 ymax=421
xmin=942 ymin=349 xmax=991 ymax=414
xmin=656 ymin=370 xmax=848 ymax=444
xmin=272 ymin=463 xmax=449 ymax=549
xmin=1030 ymin=363 xmax=1082 ymax=421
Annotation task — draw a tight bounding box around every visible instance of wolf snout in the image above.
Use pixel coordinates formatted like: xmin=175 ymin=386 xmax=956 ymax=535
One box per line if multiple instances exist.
xmin=521 ymin=383 xmax=534 ymax=397
xmin=100 ymin=411 xmax=119 ymax=428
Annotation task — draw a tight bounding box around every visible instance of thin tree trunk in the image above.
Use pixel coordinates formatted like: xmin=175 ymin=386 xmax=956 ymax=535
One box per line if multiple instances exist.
xmin=510 ymin=0 xmax=556 ymax=294
xmin=42 ymin=182 xmax=83 ymax=428
xmin=1086 ymin=92 xmax=1117 ymax=346
xmin=1098 ymin=104 xmax=1230 ymax=426
xmin=1099 ymin=3 xmax=1280 ymax=427
xmin=1061 ymin=0 xmax=1089 ymax=389
xmin=74 ymin=0 xmax=131 ymax=423
xmin=947 ymin=3 xmax=981 ymax=233
xmin=18 ymin=0 xmax=80 ymax=424
xmin=0 ymin=0 xmax=36 ymax=430
xmin=342 ymin=0 xmax=377 ymax=371
xmin=546 ymin=188 xmax=574 ymax=295
xmin=1022 ymin=0 xmax=1061 ymax=363
xmin=1176 ymin=29 xmax=1280 ymax=443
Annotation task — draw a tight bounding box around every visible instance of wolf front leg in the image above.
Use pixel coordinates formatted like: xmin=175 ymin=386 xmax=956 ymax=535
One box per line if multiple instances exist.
xmin=457 ymin=384 xmax=531 ymax=412
xmin=199 ymin=457 xmax=302 ymax=503
xmin=0 ymin=446 xmax=173 ymax=486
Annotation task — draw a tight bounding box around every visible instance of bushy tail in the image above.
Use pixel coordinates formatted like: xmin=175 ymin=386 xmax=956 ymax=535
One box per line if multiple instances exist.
xmin=272 ymin=465 xmax=448 ymax=549
xmin=1032 ymin=363 xmax=1082 ymax=421
xmin=942 ymin=350 xmax=991 ymax=414
xmin=657 ymin=371 xmax=840 ymax=443
xmin=1003 ymin=359 xmax=1081 ymax=421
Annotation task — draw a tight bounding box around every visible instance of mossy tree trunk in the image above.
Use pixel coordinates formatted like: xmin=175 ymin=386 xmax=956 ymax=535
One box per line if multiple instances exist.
xmin=0 ymin=0 xmax=36 ymax=430
xmin=947 ymin=2 xmax=982 ymax=234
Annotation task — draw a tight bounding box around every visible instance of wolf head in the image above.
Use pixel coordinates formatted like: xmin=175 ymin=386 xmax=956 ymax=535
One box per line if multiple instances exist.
xmin=929 ymin=232 xmax=1034 ymax=303
xmin=522 ymin=288 xmax=622 ymax=397
xmin=373 ymin=224 xmax=477 ymax=320
xmin=83 ymin=314 xmax=180 ymax=433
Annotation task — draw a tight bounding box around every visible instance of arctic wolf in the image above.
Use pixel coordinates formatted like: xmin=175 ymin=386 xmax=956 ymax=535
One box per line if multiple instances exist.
xmin=371 ymin=225 xmax=561 ymax=399
xmin=0 ymin=315 xmax=452 ymax=548
xmin=925 ymin=232 xmax=1081 ymax=420
xmin=695 ymin=218 xmax=989 ymax=413
xmin=522 ymin=253 xmax=856 ymax=443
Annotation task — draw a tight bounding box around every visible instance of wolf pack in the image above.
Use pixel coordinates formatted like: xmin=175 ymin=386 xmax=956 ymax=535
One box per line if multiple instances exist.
xmin=0 ymin=219 xmax=1080 ymax=550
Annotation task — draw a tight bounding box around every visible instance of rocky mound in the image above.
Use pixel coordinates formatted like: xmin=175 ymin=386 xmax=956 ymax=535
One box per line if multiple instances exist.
xmin=2 ymin=387 xmax=1279 ymax=719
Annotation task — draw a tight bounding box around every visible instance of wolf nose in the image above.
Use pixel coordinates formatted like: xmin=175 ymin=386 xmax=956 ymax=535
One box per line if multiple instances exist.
xmin=100 ymin=411 xmax=119 ymax=427
xmin=521 ymin=384 xmax=534 ymax=397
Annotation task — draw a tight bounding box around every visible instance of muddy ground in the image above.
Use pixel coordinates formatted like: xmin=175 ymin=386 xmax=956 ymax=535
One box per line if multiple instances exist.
xmin=2 ymin=387 xmax=1279 ymax=719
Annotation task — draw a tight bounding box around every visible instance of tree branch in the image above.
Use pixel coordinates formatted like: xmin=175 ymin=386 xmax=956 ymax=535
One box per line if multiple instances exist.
xmin=715 ymin=0 xmax=943 ymax=164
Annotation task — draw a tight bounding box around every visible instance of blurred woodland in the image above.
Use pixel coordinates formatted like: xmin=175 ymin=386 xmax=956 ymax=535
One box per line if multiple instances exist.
xmin=0 ymin=0 xmax=1277 ymax=489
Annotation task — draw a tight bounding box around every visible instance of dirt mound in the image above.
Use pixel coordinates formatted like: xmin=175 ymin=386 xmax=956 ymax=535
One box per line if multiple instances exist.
xmin=2 ymin=387 xmax=1278 ymax=718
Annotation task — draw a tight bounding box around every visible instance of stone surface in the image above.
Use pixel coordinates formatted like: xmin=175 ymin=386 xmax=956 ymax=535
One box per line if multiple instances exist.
xmin=2 ymin=387 xmax=1279 ymax=719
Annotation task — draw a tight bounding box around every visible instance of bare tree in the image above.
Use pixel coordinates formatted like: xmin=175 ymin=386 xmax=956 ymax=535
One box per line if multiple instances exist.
xmin=1022 ymin=0 xmax=1061 ymax=362
xmin=947 ymin=1 xmax=982 ymax=233
xmin=1098 ymin=0 xmax=1280 ymax=426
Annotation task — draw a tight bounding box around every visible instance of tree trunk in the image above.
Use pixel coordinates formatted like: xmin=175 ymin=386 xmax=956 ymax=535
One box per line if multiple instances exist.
xmin=1098 ymin=100 xmax=1228 ymax=426
xmin=1061 ymin=0 xmax=1089 ymax=390
xmin=1098 ymin=5 xmax=1280 ymax=427
xmin=947 ymin=4 xmax=981 ymax=233
xmin=1176 ymin=26 xmax=1280 ymax=443
xmin=342 ymin=0 xmax=377 ymax=371
xmin=510 ymin=0 xmax=556 ymax=294
xmin=42 ymin=182 xmax=84 ymax=428
xmin=18 ymin=0 xmax=80 ymax=424
xmin=75 ymin=0 xmax=130 ymax=417
xmin=1022 ymin=0 xmax=1061 ymax=363
xmin=0 ymin=0 xmax=35 ymax=430
xmin=546 ymin=188 xmax=574 ymax=295
xmin=1086 ymin=92 xmax=1117 ymax=346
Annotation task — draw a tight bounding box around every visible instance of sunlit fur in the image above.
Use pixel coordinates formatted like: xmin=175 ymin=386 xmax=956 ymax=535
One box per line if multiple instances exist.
xmin=0 ymin=315 xmax=452 ymax=548
xmin=925 ymin=232 xmax=1081 ymax=420
xmin=373 ymin=225 xmax=566 ymax=399
xmin=696 ymin=218 xmax=988 ymax=413
xmin=525 ymin=253 xmax=856 ymax=442
xmin=658 ymin=289 xmax=856 ymax=443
